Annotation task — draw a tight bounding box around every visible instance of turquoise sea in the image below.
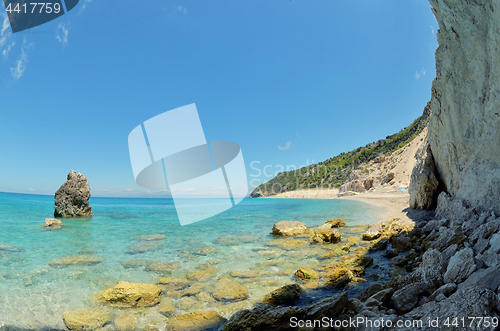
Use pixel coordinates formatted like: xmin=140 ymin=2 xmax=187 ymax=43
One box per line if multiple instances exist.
xmin=0 ymin=192 xmax=384 ymax=329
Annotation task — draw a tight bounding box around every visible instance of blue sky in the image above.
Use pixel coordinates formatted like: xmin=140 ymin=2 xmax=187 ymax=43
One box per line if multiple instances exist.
xmin=0 ymin=0 xmax=438 ymax=197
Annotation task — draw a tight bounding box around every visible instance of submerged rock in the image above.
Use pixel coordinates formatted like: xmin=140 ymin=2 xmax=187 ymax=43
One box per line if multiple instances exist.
xmin=0 ymin=244 xmax=22 ymax=252
xmin=127 ymin=240 xmax=165 ymax=254
xmin=186 ymin=264 xmax=219 ymax=282
xmin=62 ymin=307 xmax=112 ymax=331
xmin=271 ymin=221 xmax=307 ymax=236
xmin=54 ymin=170 xmax=93 ymax=218
xmin=145 ymin=261 xmax=181 ymax=274
xmin=165 ymin=310 xmax=225 ymax=331
xmin=113 ymin=315 xmax=137 ymax=331
xmin=212 ymin=278 xmax=249 ymax=302
xmin=158 ymin=300 xmax=177 ymax=317
xmin=133 ymin=234 xmax=167 ymax=241
xmin=44 ymin=218 xmax=62 ymax=228
xmin=49 ymin=254 xmax=104 ymax=266
xmin=99 ymin=281 xmax=161 ymax=307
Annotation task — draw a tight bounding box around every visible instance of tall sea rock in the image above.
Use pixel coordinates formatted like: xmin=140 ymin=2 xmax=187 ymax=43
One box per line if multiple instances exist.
xmin=54 ymin=170 xmax=93 ymax=217
xmin=412 ymin=0 xmax=500 ymax=213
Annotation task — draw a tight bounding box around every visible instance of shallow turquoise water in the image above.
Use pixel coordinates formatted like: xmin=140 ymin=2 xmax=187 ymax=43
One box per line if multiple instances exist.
xmin=0 ymin=192 xmax=383 ymax=329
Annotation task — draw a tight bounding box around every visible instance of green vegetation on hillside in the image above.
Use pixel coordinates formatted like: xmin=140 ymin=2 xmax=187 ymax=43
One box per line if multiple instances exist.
xmin=250 ymin=102 xmax=430 ymax=197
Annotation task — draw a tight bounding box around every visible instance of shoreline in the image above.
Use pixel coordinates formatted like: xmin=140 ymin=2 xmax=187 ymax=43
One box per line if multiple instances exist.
xmin=260 ymin=187 xmax=416 ymax=225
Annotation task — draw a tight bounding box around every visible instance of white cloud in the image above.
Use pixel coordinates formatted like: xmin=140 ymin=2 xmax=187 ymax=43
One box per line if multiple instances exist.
xmin=56 ymin=23 xmax=68 ymax=45
xmin=2 ymin=41 xmax=14 ymax=59
xmin=11 ymin=39 xmax=34 ymax=80
xmin=79 ymin=0 xmax=92 ymax=12
xmin=430 ymin=25 xmax=435 ymax=35
xmin=1 ymin=13 xmax=12 ymax=53
xmin=176 ymin=5 xmax=187 ymax=14
xmin=278 ymin=141 xmax=293 ymax=151
xmin=415 ymin=68 xmax=426 ymax=80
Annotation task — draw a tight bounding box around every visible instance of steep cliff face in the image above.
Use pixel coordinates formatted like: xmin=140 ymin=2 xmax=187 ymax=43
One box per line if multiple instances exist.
xmin=428 ymin=0 xmax=500 ymax=214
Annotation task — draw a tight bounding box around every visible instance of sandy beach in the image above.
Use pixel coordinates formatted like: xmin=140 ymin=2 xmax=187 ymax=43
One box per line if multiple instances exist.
xmin=266 ymin=187 xmax=420 ymax=225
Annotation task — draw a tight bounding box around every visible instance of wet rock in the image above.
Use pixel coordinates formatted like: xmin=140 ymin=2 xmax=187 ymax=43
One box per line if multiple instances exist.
xmin=212 ymin=278 xmax=249 ymax=302
xmin=294 ymin=267 xmax=318 ymax=281
xmin=309 ymin=229 xmax=341 ymax=243
xmin=263 ymin=284 xmax=302 ymax=306
xmin=99 ymin=281 xmax=161 ymax=307
xmin=113 ymin=316 xmax=137 ymax=331
xmin=326 ymin=218 xmax=346 ymax=228
xmin=49 ymin=254 xmax=104 ymax=267
xmin=133 ymin=234 xmax=167 ymax=241
xmin=127 ymin=240 xmax=165 ymax=254
xmin=271 ymin=221 xmax=307 ymax=236
xmin=54 ymin=170 xmax=93 ymax=218
xmin=409 ymin=142 xmax=440 ymax=210
xmin=166 ymin=310 xmax=225 ymax=331
xmin=391 ymin=283 xmax=422 ymax=314
xmin=44 ymin=218 xmax=62 ymax=228
xmin=62 ymin=307 xmax=112 ymax=331
xmin=443 ymin=248 xmax=476 ymax=284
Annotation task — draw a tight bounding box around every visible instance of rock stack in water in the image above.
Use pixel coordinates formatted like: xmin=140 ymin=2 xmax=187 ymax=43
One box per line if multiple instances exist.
xmin=54 ymin=170 xmax=93 ymax=217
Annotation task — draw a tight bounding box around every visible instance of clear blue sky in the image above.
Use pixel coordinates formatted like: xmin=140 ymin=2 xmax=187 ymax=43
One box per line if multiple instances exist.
xmin=0 ymin=0 xmax=438 ymax=197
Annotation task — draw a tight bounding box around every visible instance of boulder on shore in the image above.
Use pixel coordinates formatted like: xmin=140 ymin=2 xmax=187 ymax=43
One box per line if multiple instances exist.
xmin=54 ymin=170 xmax=93 ymax=218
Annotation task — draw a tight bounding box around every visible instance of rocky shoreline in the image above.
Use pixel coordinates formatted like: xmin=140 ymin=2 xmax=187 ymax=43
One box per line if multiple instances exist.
xmin=221 ymin=192 xmax=500 ymax=331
